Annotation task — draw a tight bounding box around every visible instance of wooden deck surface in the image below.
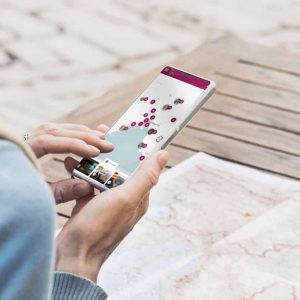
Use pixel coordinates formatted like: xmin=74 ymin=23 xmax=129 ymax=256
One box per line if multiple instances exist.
xmin=40 ymin=36 xmax=300 ymax=225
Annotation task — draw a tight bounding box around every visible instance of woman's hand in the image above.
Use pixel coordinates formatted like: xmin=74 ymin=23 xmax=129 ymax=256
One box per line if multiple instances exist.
xmin=55 ymin=150 xmax=169 ymax=282
xmin=27 ymin=123 xmax=113 ymax=158
xmin=27 ymin=122 xmax=114 ymax=204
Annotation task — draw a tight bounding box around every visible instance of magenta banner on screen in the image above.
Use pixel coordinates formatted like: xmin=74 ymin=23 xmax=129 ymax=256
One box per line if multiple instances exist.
xmin=161 ymin=66 xmax=210 ymax=90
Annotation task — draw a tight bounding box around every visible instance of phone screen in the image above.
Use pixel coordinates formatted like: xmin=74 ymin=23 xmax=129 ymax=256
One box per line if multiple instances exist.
xmin=75 ymin=66 xmax=212 ymax=189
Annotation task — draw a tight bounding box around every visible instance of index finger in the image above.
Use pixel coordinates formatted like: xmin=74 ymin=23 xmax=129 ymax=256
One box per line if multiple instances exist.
xmin=37 ymin=135 xmax=101 ymax=157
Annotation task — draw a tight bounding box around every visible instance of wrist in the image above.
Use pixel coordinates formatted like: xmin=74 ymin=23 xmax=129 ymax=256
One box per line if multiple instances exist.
xmin=55 ymin=236 xmax=104 ymax=283
xmin=55 ymin=256 xmax=99 ymax=283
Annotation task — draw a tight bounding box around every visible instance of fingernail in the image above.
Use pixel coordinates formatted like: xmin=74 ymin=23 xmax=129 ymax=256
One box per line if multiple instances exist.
xmin=157 ymin=151 xmax=169 ymax=169
xmin=93 ymin=130 xmax=105 ymax=138
xmin=103 ymin=141 xmax=114 ymax=147
xmin=89 ymin=145 xmax=100 ymax=153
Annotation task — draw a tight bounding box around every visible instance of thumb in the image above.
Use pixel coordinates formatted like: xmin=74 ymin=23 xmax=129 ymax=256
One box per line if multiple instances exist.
xmin=120 ymin=150 xmax=169 ymax=201
xmin=49 ymin=178 xmax=94 ymax=204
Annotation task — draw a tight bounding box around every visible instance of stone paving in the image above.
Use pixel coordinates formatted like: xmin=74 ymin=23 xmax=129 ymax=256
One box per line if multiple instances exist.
xmin=0 ymin=0 xmax=299 ymax=135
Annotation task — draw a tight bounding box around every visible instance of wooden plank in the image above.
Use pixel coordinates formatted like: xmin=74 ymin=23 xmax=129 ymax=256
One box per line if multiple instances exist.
xmin=190 ymin=110 xmax=300 ymax=156
xmin=191 ymin=50 xmax=300 ymax=94
xmin=213 ymin=75 xmax=300 ymax=114
xmin=172 ymin=127 xmax=300 ymax=179
xmin=167 ymin=145 xmax=197 ymax=166
xmin=215 ymin=62 xmax=300 ymax=95
xmin=200 ymin=36 xmax=300 ymax=76
xmin=205 ymin=94 xmax=300 ymax=134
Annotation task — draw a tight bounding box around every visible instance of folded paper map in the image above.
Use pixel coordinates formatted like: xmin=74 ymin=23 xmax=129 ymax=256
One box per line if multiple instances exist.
xmin=98 ymin=153 xmax=300 ymax=299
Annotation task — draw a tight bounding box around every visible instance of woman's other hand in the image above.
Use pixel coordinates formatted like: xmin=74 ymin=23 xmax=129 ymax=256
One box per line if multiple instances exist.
xmin=55 ymin=150 xmax=169 ymax=282
xmin=27 ymin=123 xmax=113 ymax=158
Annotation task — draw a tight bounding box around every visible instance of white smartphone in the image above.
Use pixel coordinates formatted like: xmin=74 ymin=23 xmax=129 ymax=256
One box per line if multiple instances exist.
xmin=73 ymin=66 xmax=216 ymax=190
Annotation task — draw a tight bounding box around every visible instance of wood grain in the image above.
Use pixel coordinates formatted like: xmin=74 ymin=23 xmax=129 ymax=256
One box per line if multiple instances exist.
xmin=190 ymin=110 xmax=300 ymax=156
xmin=205 ymin=94 xmax=300 ymax=134
xmin=213 ymin=75 xmax=300 ymax=113
xmin=172 ymin=127 xmax=300 ymax=179
xmin=200 ymin=35 xmax=300 ymax=76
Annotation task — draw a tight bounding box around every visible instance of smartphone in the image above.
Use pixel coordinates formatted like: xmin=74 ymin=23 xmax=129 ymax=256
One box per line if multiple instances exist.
xmin=73 ymin=66 xmax=216 ymax=190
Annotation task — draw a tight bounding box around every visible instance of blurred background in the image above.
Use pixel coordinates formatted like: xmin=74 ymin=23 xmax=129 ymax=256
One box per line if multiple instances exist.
xmin=0 ymin=0 xmax=299 ymax=135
